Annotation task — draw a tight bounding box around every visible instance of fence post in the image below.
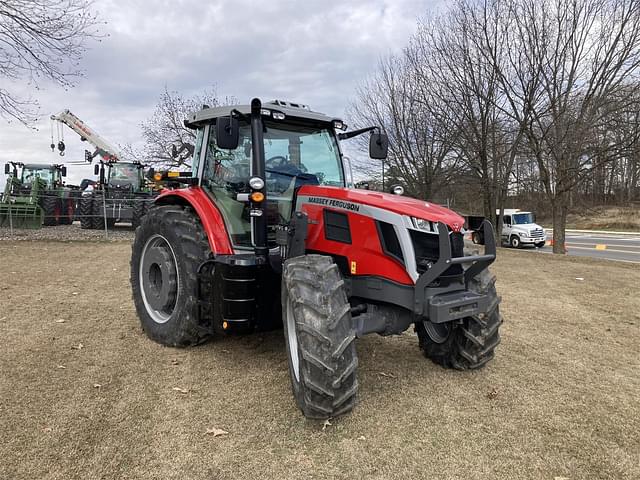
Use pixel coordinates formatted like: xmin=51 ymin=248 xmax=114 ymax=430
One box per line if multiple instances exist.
xmin=102 ymin=189 xmax=108 ymax=240
xmin=8 ymin=204 xmax=13 ymax=237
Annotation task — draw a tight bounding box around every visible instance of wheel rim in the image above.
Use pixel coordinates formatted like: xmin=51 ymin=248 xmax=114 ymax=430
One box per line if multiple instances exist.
xmin=286 ymin=297 xmax=300 ymax=382
xmin=423 ymin=320 xmax=451 ymax=344
xmin=139 ymin=234 xmax=179 ymax=324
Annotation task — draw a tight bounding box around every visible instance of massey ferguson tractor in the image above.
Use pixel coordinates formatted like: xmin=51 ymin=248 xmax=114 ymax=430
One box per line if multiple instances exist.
xmin=130 ymin=99 xmax=502 ymax=419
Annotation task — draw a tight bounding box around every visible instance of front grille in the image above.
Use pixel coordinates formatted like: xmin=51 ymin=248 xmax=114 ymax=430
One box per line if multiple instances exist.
xmin=529 ymin=228 xmax=544 ymax=238
xmin=410 ymin=229 xmax=464 ymax=275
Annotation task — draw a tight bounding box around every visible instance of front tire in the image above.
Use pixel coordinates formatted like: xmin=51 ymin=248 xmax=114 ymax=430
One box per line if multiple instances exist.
xmin=79 ymin=196 xmax=94 ymax=229
xmin=417 ymin=268 xmax=502 ymax=369
xmin=42 ymin=195 xmax=61 ymax=226
xmin=282 ymin=255 xmax=358 ymax=419
xmin=510 ymin=235 xmax=521 ymax=248
xmin=132 ymin=197 xmax=151 ymax=229
xmin=131 ymin=205 xmax=212 ymax=347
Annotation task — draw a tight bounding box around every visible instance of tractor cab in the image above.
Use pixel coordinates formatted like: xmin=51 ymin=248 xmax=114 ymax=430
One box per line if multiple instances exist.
xmin=192 ymin=106 xmax=346 ymax=248
xmin=3 ymin=162 xmax=66 ymax=195
xmin=95 ymin=161 xmax=145 ymax=192
xmin=21 ymin=164 xmax=66 ymax=190
xmin=185 ymin=99 xmax=386 ymax=251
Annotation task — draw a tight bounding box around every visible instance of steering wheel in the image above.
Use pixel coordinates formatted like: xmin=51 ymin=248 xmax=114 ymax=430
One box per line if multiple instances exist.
xmin=265 ymin=156 xmax=288 ymax=169
xmin=265 ymin=156 xmax=308 ymax=174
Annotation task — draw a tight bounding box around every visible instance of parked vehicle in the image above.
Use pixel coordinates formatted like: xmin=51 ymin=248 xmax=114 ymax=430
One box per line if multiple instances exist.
xmin=0 ymin=162 xmax=77 ymax=228
xmin=130 ymin=98 xmax=503 ymax=419
xmin=497 ymin=209 xmax=546 ymax=248
xmin=50 ymin=109 xmax=157 ymax=228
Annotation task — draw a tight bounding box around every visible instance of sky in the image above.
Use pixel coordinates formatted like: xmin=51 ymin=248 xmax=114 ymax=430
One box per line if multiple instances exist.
xmin=0 ymin=0 xmax=443 ymax=188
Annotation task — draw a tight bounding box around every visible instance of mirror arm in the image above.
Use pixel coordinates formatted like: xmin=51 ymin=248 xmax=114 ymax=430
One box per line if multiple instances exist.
xmin=338 ymin=126 xmax=377 ymax=141
xmin=230 ymin=109 xmax=249 ymax=122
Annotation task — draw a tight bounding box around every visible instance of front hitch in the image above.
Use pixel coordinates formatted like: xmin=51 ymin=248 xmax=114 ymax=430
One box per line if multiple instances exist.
xmin=413 ymin=220 xmax=496 ymax=317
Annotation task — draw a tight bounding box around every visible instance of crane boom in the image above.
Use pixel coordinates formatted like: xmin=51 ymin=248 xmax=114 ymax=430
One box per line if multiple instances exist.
xmin=50 ymin=109 xmax=122 ymax=162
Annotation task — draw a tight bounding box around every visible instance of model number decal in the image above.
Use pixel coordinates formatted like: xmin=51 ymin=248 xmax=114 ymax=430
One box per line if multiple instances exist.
xmin=307 ymin=197 xmax=360 ymax=212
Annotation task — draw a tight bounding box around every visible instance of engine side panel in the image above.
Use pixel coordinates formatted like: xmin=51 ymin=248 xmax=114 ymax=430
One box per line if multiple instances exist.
xmin=299 ymin=202 xmax=414 ymax=286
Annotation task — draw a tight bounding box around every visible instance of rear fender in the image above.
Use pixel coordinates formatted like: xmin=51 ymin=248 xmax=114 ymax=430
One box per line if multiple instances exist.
xmin=154 ymin=187 xmax=233 ymax=255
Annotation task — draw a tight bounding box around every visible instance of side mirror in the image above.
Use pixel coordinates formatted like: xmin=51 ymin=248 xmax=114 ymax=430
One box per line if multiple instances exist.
xmin=369 ymin=133 xmax=389 ymax=159
xmin=4 ymin=163 xmax=9 ymax=175
xmin=146 ymin=167 xmax=155 ymax=180
xmin=94 ymin=164 xmax=100 ymax=176
xmin=216 ymin=116 xmax=240 ymax=150
xmin=61 ymin=166 xmax=67 ymax=177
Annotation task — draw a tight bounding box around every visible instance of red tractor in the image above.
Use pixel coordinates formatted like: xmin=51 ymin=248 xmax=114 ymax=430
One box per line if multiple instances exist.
xmin=130 ymin=99 xmax=502 ymax=419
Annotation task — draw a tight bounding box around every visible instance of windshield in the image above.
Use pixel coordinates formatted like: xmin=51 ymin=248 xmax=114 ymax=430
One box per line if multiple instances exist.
xmin=108 ymin=163 xmax=139 ymax=182
xmin=202 ymin=121 xmax=344 ymax=248
xmin=22 ymin=168 xmax=54 ymax=184
xmin=513 ymin=213 xmax=534 ymax=225
xmin=262 ymin=122 xmax=344 ymax=189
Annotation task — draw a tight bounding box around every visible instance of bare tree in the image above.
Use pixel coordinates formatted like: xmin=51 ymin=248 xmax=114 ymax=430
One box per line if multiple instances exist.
xmin=518 ymin=0 xmax=640 ymax=252
xmin=0 ymin=0 xmax=103 ymax=124
xmin=348 ymin=55 xmax=458 ymax=199
xmin=138 ymin=86 xmax=234 ymax=168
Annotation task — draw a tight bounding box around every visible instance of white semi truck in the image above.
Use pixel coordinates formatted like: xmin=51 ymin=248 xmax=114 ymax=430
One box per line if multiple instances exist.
xmin=469 ymin=209 xmax=546 ymax=248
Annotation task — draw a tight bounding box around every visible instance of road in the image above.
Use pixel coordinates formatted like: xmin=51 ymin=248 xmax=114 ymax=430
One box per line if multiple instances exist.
xmin=540 ymin=231 xmax=640 ymax=263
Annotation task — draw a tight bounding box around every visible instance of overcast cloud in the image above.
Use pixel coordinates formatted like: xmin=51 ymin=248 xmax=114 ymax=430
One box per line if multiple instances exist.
xmin=0 ymin=0 xmax=442 ymax=187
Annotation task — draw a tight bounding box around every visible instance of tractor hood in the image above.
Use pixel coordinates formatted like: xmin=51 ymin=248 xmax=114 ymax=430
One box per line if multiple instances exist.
xmin=297 ymin=185 xmax=465 ymax=232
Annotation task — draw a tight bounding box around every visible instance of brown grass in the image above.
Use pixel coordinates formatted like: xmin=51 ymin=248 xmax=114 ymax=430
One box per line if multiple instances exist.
xmin=563 ymin=205 xmax=640 ymax=231
xmin=0 ymin=241 xmax=638 ymax=480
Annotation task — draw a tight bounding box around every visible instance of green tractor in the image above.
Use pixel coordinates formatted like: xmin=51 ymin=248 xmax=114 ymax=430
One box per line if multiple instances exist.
xmin=0 ymin=162 xmax=77 ymax=228
xmin=79 ymin=160 xmax=156 ymax=229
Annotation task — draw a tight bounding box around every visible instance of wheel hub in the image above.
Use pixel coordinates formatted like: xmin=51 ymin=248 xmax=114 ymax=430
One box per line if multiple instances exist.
xmin=423 ymin=320 xmax=451 ymax=344
xmin=139 ymin=235 xmax=179 ymax=324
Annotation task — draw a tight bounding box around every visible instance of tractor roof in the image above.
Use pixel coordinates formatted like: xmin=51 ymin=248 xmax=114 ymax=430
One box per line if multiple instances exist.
xmin=185 ymin=100 xmax=340 ymax=128
xmin=23 ymin=163 xmax=56 ymax=170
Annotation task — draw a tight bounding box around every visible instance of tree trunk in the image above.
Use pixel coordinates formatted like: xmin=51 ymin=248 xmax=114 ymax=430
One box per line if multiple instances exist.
xmin=551 ymin=196 xmax=568 ymax=254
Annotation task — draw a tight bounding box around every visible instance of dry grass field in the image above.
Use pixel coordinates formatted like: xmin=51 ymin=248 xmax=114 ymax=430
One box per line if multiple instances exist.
xmin=563 ymin=205 xmax=640 ymax=231
xmin=0 ymin=240 xmax=638 ymax=480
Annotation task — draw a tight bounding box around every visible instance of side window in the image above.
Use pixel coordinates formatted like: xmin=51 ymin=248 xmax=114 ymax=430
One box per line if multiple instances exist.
xmin=202 ymin=123 xmax=253 ymax=248
xmin=203 ymin=124 xmax=252 ymax=189
xmin=299 ymin=131 xmax=343 ymax=186
xmin=191 ymin=127 xmax=206 ymax=179
xmin=504 ymin=215 xmax=511 ymax=225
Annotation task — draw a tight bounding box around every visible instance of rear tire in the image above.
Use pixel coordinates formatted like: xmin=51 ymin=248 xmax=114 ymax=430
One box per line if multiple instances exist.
xmin=59 ymin=197 xmax=75 ymax=225
xmin=131 ymin=205 xmax=212 ymax=347
xmin=417 ymin=268 xmax=502 ymax=369
xmin=282 ymin=255 xmax=358 ymax=419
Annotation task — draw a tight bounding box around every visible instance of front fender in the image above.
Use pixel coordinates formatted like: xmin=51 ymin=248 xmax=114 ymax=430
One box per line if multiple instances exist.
xmin=155 ymin=187 xmax=233 ymax=255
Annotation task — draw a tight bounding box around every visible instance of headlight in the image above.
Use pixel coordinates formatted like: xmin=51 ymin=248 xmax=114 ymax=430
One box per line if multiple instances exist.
xmin=391 ymin=185 xmax=404 ymax=195
xmin=249 ymin=177 xmax=265 ymax=190
xmin=519 ymin=232 xmax=528 ymax=237
xmin=411 ymin=217 xmax=434 ymax=232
